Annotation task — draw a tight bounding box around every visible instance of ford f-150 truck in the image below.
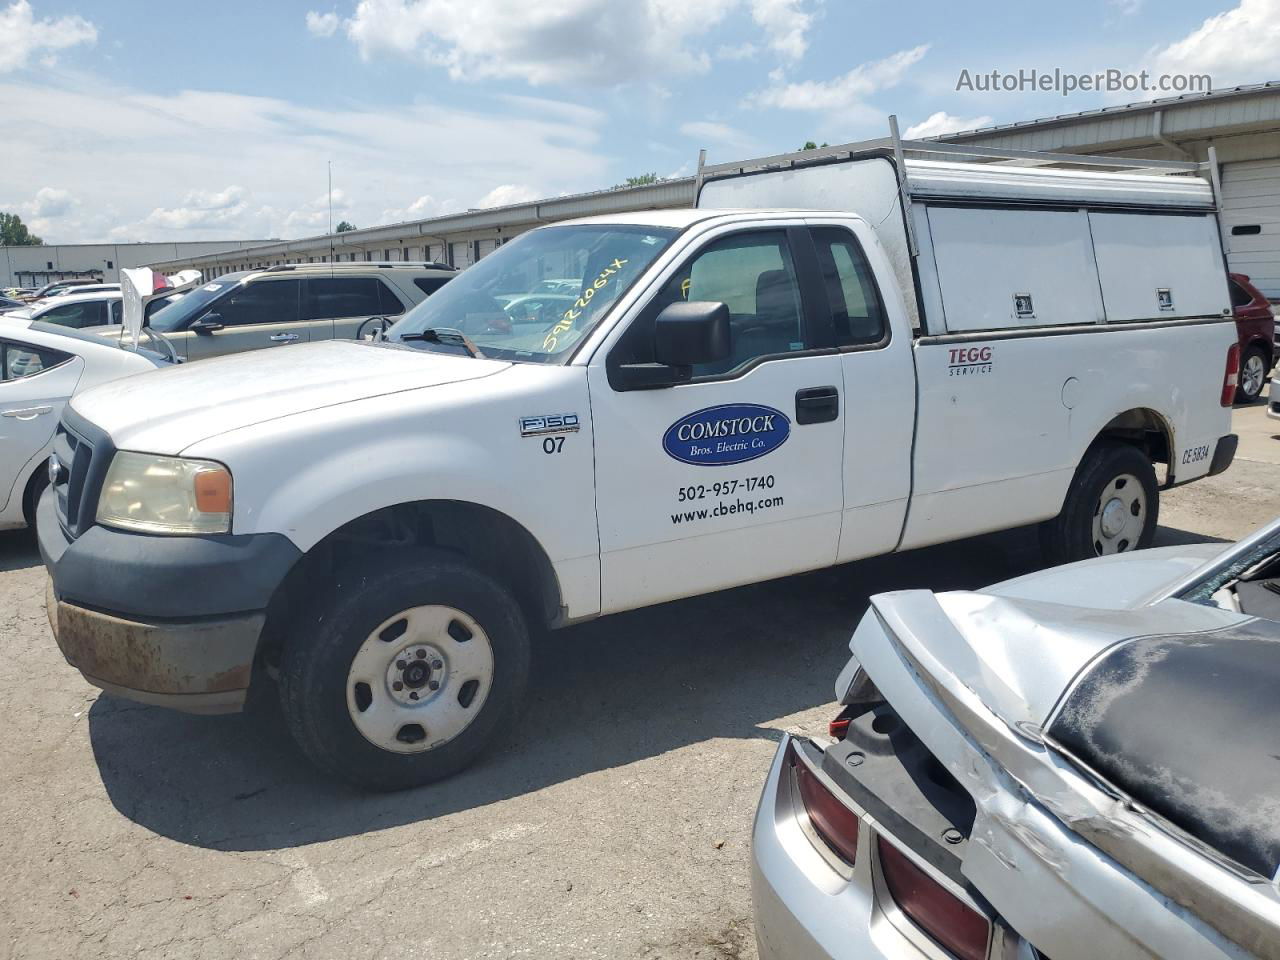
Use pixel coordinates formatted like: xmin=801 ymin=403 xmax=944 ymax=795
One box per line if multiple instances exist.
xmin=38 ymin=131 xmax=1240 ymax=789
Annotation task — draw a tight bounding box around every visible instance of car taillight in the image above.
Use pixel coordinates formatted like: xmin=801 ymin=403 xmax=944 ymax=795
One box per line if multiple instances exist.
xmin=829 ymin=705 xmax=854 ymax=740
xmin=877 ymin=837 xmax=990 ymax=960
xmin=788 ymin=742 xmax=860 ymax=865
xmin=1223 ymin=343 xmax=1240 ymax=406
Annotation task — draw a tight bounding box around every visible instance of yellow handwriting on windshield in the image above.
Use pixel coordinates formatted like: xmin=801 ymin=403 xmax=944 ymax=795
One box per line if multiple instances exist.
xmin=542 ymin=258 xmax=628 ymax=351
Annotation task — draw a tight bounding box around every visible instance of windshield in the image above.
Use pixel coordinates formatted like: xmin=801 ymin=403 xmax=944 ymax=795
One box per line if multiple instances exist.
xmin=149 ymin=276 xmax=246 ymax=331
xmin=387 ymin=224 xmax=678 ymax=362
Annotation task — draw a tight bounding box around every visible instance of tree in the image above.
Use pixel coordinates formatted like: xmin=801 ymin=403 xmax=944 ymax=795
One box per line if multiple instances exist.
xmin=615 ymin=173 xmax=661 ymax=188
xmin=335 ymin=220 xmax=356 ymax=233
xmin=800 ymin=141 xmax=829 ymax=151
xmin=0 ymin=212 xmax=43 ymax=246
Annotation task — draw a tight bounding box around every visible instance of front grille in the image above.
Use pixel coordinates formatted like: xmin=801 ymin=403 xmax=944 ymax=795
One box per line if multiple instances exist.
xmin=52 ymin=410 xmax=113 ymax=540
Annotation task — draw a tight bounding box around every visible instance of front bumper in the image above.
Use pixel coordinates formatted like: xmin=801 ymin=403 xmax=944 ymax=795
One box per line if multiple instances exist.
xmin=752 ymin=736 xmax=927 ymax=960
xmin=39 ymin=487 xmax=300 ymax=714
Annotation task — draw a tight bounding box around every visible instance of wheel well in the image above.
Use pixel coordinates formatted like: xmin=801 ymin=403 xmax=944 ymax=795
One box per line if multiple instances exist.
xmin=20 ymin=460 xmax=49 ymax=528
xmin=1094 ymin=408 xmax=1172 ymax=469
xmin=257 ymin=500 xmax=562 ymax=668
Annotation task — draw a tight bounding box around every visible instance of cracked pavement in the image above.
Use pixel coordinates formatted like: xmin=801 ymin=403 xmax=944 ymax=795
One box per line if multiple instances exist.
xmin=2 ymin=404 xmax=1277 ymax=960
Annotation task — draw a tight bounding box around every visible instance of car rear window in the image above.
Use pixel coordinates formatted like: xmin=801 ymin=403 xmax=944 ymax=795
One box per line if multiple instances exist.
xmin=1 ymin=340 xmax=72 ymax=380
xmin=1229 ymin=279 xmax=1254 ymax=308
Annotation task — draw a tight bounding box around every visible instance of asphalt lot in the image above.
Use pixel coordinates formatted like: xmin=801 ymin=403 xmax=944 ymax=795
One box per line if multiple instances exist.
xmin=2 ymin=399 xmax=1278 ymax=960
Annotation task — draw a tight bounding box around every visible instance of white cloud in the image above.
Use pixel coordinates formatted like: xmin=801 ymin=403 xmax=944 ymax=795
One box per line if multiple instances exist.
xmin=305 ymin=10 xmax=340 ymax=36
xmin=338 ymin=0 xmax=800 ymax=86
xmin=904 ymin=111 xmax=994 ymax=138
xmin=1153 ymin=0 xmax=1280 ymax=84
xmin=139 ymin=185 xmax=254 ymax=231
xmin=31 ymin=186 xmax=76 ymax=217
xmin=0 ymin=76 xmax=610 ymax=242
xmin=1110 ymin=0 xmax=1142 ymax=15
xmin=745 ymin=44 xmax=930 ymax=111
xmin=380 ymin=194 xmax=457 ymax=223
xmin=476 ymin=184 xmax=542 ymax=208
xmin=679 ymin=120 xmax=758 ymax=151
xmin=0 ymin=0 xmax=96 ymax=73
xmin=749 ymin=0 xmax=813 ymax=60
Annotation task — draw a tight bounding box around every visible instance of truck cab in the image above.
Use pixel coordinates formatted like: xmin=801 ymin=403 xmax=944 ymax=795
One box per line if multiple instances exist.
xmin=38 ymin=135 xmax=1238 ymax=790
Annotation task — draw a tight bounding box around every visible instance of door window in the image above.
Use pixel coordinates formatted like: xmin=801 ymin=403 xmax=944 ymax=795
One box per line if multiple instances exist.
xmin=37 ymin=299 xmax=107 ymax=329
xmin=414 ymin=277 xmax=451 ymax=297
xmin=810 ymin=227 xmax=888 ymax=347
xmin=209 ymin=279 xmax=301 ymax=326
xmin=303 ymin=277 xmax=385 ymax=320
xmin=620 ymin=230 xmax=808 ymax=379
xmin=2 ymin=341 xmax=71 ymax=380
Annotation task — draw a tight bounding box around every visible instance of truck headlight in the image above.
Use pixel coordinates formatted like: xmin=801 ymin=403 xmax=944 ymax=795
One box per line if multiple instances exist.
xmin=96 ymin=451 xmax=233 ymax=535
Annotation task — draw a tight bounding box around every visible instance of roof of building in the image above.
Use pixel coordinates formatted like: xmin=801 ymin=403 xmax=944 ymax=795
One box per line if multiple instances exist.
xmin=935 ymin=81 xmax=1280 ymax=141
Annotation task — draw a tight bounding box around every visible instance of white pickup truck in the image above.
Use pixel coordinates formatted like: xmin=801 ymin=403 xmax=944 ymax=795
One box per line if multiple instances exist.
xmin=39 ymin=133 xmax=1239 ymax=789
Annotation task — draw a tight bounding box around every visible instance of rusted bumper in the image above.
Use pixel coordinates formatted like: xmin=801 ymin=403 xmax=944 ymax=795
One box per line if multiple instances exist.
xmin=47 ymin=576 xmax=262 ymax=714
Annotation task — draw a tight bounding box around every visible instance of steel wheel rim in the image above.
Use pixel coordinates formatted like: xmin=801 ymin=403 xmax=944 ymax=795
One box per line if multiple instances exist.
xmin=346 ymin=605 xmax=495 ymax=754
xmin=1242 ymin=353 xmax=1266 ymax=397
xmin=1091 ymin=473 xmax=1146 ymax=556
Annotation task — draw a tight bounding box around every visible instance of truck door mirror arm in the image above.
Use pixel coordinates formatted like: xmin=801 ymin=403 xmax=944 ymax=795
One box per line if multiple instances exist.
xmin=614 ymin=301 xmax=731 ymax=391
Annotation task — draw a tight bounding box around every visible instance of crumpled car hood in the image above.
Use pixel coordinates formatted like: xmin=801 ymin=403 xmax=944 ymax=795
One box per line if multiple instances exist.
xmin=69 ymin=340 xmax=509 ymax=455
xmin=851 ymin=584 xmax=1280 ymax=960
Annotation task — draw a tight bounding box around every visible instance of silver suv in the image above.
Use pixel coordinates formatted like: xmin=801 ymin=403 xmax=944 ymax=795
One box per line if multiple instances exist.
xmin=113 ymin=262 xmax=456 ymax=361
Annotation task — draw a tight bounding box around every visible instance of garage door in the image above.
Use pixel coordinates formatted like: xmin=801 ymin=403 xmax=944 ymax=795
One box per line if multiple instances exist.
xmin=450 ymin=241 xmax=473 ymax=269
xmin=1221 ymin=158 xmax=1280 ymax=297
xmin=476 ymin=238 xmax=499 ymax=260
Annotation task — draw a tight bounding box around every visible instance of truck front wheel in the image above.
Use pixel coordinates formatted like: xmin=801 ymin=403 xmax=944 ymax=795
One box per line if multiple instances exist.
xmin=1040 ymin=442 xmax=1159 ymax=566
xmin=278 ymin=551 xmax=530 ymax=791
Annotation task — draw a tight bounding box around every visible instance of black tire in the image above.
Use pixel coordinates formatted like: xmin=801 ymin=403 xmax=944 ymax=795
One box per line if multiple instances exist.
xmin=1236 ymin=345 xmax=1269 ymax=403
xmin=1040 ymin=441 xmax=1159 ymax=566
xmin=278 ymin=550 xmax=530 ymax=791
xmin=22 ymin=468 xmax=49 ymax=535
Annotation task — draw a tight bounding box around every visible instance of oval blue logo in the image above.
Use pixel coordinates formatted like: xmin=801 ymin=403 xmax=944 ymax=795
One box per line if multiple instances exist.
xmin=663 ymin=403 xmax=791 ymax=466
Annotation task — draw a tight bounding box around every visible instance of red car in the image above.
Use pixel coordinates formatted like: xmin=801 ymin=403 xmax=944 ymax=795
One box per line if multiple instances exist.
xmin=1230 ymin=272 xmax=1275 ymax=402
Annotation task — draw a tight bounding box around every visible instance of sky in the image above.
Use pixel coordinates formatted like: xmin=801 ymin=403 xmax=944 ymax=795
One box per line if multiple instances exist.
xmin=2 ymin=0 xmax=1279 ymax=244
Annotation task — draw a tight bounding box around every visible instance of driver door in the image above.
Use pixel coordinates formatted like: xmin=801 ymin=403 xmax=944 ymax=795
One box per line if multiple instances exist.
xmin=587 ymin=224 xmax=846 ymax=614
xmin=182 ymin=278 xmax=307 ymax=360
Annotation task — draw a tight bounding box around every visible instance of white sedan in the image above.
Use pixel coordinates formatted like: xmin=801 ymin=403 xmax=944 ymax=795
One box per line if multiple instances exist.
xmin=0 ymin=322 xmax=171 ymax=533
xmin=753 ymin=522 xmax=1280 ymax=960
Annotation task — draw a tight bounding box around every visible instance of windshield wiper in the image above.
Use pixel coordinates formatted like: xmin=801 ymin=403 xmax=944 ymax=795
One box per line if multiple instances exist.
xmin=398 ymin=327 xmax=485 ymax=358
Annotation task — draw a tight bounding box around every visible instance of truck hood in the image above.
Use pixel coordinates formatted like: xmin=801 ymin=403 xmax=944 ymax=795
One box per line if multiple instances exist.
xmin=69 ymin=340 xmax=510 ymax=455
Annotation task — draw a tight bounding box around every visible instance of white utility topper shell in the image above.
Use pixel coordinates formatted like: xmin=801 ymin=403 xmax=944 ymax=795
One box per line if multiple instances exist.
xmin=39 ymin=124 xmax=1240 ymax=788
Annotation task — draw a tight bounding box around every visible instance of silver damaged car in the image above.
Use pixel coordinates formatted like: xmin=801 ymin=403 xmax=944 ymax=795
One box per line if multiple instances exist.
xmin=752 ymin=522 xmax=1280 ymax=960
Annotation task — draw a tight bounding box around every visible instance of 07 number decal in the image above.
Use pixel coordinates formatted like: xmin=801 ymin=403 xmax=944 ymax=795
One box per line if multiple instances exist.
xmin=543 ymin=436 xmax=565 ymax=455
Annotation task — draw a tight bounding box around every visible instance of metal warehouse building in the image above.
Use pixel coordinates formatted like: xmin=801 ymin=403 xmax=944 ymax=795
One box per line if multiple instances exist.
xmin=1 ymin=240 xmax=272 ymax=288
xmin=149 ymin=82 xmax=1280 ymax=296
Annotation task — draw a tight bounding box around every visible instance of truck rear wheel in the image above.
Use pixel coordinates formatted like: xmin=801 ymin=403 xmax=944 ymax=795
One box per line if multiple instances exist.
xmin=1040 ymin=442 xmax=1158 ymax=566
xmin=278 ymin=551 xmax=530 ymax=791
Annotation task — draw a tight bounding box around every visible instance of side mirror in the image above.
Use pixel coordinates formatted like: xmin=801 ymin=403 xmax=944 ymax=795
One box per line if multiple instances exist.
xmin=614 ymin=301 xmax=731 ymax=390
xmin=190 ymin=314 xmax=224 ymax=335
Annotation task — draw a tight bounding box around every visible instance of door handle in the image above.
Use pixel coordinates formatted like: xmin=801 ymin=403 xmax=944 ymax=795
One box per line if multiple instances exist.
xmin=795 ymin=386 xmax=839 ymax=425
xmin=2 ymin=405 xmax=53 ymax=420
xmin=268 ymin=333 xmax=300 ymax=343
